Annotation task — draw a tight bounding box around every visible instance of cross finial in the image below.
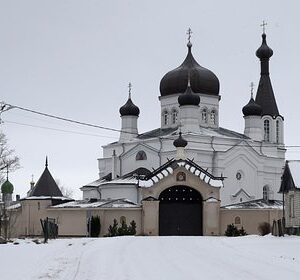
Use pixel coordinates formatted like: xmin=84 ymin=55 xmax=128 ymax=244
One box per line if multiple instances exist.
xmin=186 ymin=28 xmax=192 ymax=44
xmin=128 ymin=82 xmax=132 ymax=99
xmin=45 ymin=156 xmax=48 ymax=167
xmin=250 ymin=82 xmax=255 ymax=99
xmin=260 ymin=20 xmax=267 ymax=34
xmin=31 ymin=174 xmax=34 ymax=183
xmin=6 ymin=165 xmax=9 ymax=180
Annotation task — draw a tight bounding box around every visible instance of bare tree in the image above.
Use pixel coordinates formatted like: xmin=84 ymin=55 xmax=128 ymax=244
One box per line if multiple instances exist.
xmin=55 ymin=179 xmax=74 ymax=198
xmin=0 ymin=131 xmax=20 ymax=184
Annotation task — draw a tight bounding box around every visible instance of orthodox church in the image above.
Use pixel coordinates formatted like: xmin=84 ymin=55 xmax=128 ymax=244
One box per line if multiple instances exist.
xmin=81 ymin=30 xmax=285 ymax=207
xmin=4 ymin=30 xmax=285 ymax=237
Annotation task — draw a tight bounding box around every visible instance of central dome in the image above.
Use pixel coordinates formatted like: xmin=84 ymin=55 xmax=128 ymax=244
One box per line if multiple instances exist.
xmin=160 ymin=43 xmax=220 ymax=96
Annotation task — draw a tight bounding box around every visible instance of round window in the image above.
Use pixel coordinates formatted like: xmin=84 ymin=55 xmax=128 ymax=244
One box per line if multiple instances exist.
xmin=236 ymin=172 xmax=242 ymax=180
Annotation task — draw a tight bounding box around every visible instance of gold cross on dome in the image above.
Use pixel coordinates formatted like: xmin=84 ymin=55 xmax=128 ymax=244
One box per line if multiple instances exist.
xmin=128 ymin=82 xmax=132 ymax=98
xmin=250 ymin=82 xmax=255 ymax=98
xmin=260 ymin=20 xmax=267 ymax=34
xmin=186 ymin=28 xmax=192 ymax=43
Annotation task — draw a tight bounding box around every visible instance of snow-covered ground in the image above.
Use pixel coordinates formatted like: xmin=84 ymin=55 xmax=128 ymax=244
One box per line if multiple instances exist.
xmin=1 ymin=235 xmax=300 ymax=280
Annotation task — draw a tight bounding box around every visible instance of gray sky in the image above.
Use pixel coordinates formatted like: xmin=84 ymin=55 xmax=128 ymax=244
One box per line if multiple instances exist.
xmin=1 ymin=0 xmax=299 ymax=198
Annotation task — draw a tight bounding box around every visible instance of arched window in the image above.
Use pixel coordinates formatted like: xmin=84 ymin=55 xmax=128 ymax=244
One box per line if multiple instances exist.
xmin=136 ymin=150 xmax=147 ymax=161
xmin=276 ymin=120 xmax=280 ymax=143
xmin=163 ymin=111 xmax=168 ymax=126
xmin=202 ymin=108 xmax=207 ymax=123
xmin=120 ymin=216 xmax=126 ymax=224
xmin=172 ymin=109 xmax=178 ymax=124
xmin=263 ymin=185 xmax=270 ymax=201
xmin=234 ymin=216 xmax=241 ymax=225
xmin=210 ymin=110 xmax=216 ymax=125
xmin=264 ymin=120 xmax=270 ymax=142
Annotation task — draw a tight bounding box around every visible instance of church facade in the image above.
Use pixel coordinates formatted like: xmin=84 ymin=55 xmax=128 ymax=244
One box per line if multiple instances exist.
xmin=4 ymin=30 xmax=285 ymax=238
xmin=82 ymin=30 xmax=285 ymax=207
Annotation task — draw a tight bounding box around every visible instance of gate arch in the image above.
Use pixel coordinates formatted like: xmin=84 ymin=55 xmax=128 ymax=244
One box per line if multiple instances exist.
xmin=159 ymin=185 xmax=203 ymax=236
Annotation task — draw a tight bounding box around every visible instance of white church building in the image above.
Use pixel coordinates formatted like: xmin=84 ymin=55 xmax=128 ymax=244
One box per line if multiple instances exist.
xmin=6 ymin=30 xmax=285 ymax=237
xmin=81 ymin=30 xmax=285 ymax=207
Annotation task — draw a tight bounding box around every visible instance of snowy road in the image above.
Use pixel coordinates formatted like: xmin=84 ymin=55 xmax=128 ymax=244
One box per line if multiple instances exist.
xmin=1 ymin=236 xmax=300 ymax=280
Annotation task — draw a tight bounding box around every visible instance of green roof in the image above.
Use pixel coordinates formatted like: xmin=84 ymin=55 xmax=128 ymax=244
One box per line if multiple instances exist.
xmin=1 ymin=179 xmax=14 ymax=194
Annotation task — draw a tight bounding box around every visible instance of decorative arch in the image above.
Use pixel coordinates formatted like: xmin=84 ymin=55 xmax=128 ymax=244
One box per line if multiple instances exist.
xmin=263 ymin=119 xmax=270 ymax=142
xmin=234 ymin=216 xmax=241 ymax=225
xmin=120 ymin=216 xmax=126 ymax=224
xmin=162 ymin=110 xmax=169 ymax=126
xmin=136 ymin=150 xmax=147 ymax=161
xmin=171 ymin=108 xmax=178 ymax=124
xmin=201 ymin=107 xmax=208 ymax=123
xmin=210 ymin=108 xmax=217 ymax=125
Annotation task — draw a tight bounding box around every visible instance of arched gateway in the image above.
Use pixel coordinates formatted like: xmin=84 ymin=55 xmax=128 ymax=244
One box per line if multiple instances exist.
xmin=159 ymin=186 xmax=203 ymax=236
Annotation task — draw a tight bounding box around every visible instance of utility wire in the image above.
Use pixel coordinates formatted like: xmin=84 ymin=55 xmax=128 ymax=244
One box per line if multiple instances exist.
xmin=4 ymin=120 xmax=119 ymax=139
xmin=2 ymin=101 xmax=300 ymax=149
xmin=3 ymin=102 xmax=133 ymax=134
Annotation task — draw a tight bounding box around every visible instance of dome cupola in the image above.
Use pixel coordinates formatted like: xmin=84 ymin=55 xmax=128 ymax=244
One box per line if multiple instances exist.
xmin=243 ymin=83 xmax=262 ymax=116
xmin=173 ymin=132 xmax=188 ymax=148
xmin=256 ymin=33 xmax=273 ymax=60
xmin=178 ymin=74 xmax=200 ymax=106
xmin=1 ymin=179 xmax=14 ymax=194
xmin=242 ymin=98 xmax=262 ymax=116
xmin=119 ymin=83 xmax=140 ymax=117
xmin=159 ymin=34 xmax=219 ymax=97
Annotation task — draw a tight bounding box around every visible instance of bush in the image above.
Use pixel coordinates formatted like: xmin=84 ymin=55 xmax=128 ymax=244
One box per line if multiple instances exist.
xmin=90 ymin=216 xmax=101 ymax=237
xmin=258 ymin=222 xmax=271 ymax=236
xmin=105 ymin=219 xmax=137 ymax=237
xmin=225 ymin=224 xmax=247 ymax=237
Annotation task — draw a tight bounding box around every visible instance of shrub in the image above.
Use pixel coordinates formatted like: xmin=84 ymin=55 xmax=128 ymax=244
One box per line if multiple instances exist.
xmin=105 ymin=219 xmax=137 ymax=237
xmin=258 ymin=222 xmax=271 ymax=236
xmin=90 ymin=216 xmax=101 ymax=237
xmin=225 ymin=224 xmax=247 ymax=237
xmin=106 ymin=219 xmax=119 ymax=237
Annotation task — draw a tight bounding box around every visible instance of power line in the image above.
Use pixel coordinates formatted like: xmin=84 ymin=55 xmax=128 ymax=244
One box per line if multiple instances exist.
xmin=2 ymin=101 xmax=300 ymax=149
xmin=3 ymin=102 xmax=133 ymax=135
xmin=3 ymin=120 xmax=119 ymax=139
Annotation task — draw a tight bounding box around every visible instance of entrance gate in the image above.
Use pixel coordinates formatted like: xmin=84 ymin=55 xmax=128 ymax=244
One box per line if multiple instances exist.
xmin=159 ymin=186 xmax=203 ymax=236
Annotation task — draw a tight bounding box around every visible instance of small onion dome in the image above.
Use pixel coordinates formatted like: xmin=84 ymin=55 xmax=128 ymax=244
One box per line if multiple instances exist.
xmin=160 ymin=43 xmax=219 ymax=96
xmin=173 ymin=132 xmax=188 ymax=148
xmin=119 ymin=97 xmax=140 ymax=117
xmin=178 ymin=83 xmax=200 ymax=106
xmin=1 ymin=179 xmax=14 ymax=194
xmin=242 ymin=97 xmax=262 ymax=116
xmin=256 ymin=33 xmax=273 ymax=59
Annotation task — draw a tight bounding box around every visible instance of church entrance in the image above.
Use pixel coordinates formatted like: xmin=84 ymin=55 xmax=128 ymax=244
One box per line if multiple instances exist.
xmin=159 ymin=186 xmax=203 ymax=236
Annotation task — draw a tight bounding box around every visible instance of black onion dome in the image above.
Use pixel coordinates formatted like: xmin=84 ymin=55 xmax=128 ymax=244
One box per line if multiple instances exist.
xmin=160 ymin=43 xmax=220 ymax=96
xmin=242 ymin=97 xmax=262 ymax=116
xmin=256 ymin=33 xmax=273 ymax=59
xmin=119 ymin=97 xmax=140 ymax=117
xmin=173 ymin=132 xmax=188 ymax=148
xmin=178 ymin=83 xmax=200 ymax=106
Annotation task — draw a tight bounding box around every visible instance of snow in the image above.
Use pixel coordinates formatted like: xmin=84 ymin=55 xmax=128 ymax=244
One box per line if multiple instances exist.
xmin=22 ymin=196 xmax=72 ymax=201
xmin=51 ymin=198 xmax=138 ymax=209
xmin=1 ymin=236 xmax=300 ymax=280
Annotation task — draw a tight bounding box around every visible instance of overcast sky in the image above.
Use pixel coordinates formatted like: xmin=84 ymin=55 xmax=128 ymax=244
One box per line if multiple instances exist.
xmin=1 ymin=0 xmax=299 ymax=198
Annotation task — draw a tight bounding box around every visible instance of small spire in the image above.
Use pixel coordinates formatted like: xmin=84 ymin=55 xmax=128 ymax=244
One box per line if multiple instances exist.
xmin=186 ymin=28 xmax=192 ymax=47
xmin=6 ymin=165 xmax=9 ymax=180
xmin=128 ymin=82 xmax=132 ymax=99
xmin=45 ymin=156 xmax=48 ymax=168
xmin=250 ymin=82 xmax=255 ymax=99
xmin=260 ymin=20 xmax=267 ymax=34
